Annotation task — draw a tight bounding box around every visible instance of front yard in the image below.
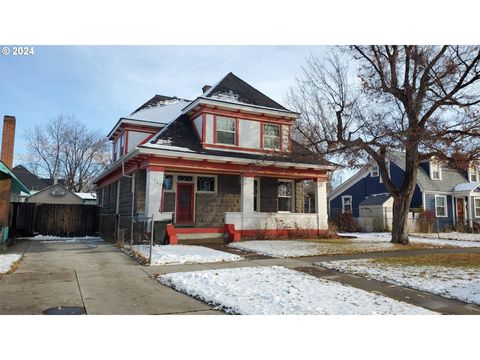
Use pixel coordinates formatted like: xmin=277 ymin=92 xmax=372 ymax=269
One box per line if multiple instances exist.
xmin=317 ymin=254 xmax=480 ymax=305
xmin=158 ymin=265 xmax=436 ymax=315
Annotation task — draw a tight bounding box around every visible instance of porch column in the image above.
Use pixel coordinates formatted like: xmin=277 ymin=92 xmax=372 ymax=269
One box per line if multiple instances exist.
xmin=145 ymin=166 xmax=164 ymax=220
xmin=314 ymin=178 xmax=328 ymax=230
xmin=467 ymin=195 xmax=473 ymax=229
xmin=240 ymin=174 xmax=255 ymax=213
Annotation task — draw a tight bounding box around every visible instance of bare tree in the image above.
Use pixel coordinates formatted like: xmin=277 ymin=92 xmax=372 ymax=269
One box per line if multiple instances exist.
xmin=24 ymin=114 xmax=110 ymax=192
xmin=287 ymin=46 xmax=480 ymax=244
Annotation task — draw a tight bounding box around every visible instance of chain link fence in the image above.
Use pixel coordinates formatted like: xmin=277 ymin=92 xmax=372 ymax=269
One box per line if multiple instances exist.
xmin=99 ymin=214 xmax=171 ymax=265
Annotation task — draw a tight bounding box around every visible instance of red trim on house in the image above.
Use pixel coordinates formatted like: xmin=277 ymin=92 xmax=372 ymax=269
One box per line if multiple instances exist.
xmin=242 ymin=172 xmax=256 ymax=178
xmin=175 ymin=227 xmax=224 ymax=234
xmin=225 ymin=224 xmax=241 ymax=242
xmin=196 ymin=106 xmax=295 ymax=125
xmin=139 ymin=133 xmax=156 ymax=146
xmin=125 ymin=130 xmax=129 ymax=154
xmin=145 ymin=165 xmax=165 ymax=172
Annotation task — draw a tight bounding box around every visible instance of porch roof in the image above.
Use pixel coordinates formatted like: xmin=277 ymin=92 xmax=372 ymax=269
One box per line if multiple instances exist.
xmin=453 ymin=182 xmax=480 ymax=193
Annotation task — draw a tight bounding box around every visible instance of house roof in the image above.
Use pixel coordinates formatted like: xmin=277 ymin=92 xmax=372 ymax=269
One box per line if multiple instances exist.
xmin=359 ymin=193 xmax=392 ymax=206
xmin=76 ymin=192 xmax=97 ymax=200
xmin=453 ymin=182 xmax=480 ymax=192
xmin=389 ymin=152 xmax=468 ymax=192
xmin=142 ymin=115 xmax=333 ymax=167
xmin=12 ymin=165 xmax=50 ymax=191
xmin=1 ymin=162 xmax=31 ymax=194
xmin=202 ymin=72 xmax=289 ymax=111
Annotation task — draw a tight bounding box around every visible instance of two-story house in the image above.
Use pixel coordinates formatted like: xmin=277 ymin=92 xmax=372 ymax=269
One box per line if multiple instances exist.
xmin=328 ymin=152 xmax=480 ymax=231
xmin=95 ymin=73 xmax=334 ymax=243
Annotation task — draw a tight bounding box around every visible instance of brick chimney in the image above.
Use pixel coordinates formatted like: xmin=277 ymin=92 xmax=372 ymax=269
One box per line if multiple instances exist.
xmin=1 ymin=115 xmax=16 ymax=168
xmin=202 ymin=85 xmax=211 ymax=93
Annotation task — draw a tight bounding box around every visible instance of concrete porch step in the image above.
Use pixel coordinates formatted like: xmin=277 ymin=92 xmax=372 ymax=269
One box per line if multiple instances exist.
xmin=175 ymin=227 xmax=225 ymax=240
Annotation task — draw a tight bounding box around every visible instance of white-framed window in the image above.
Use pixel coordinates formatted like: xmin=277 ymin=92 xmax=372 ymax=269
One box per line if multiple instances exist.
xmin=371 ymin=165 xmax=379 ymax=177
xmin=216 ymin=116 xmax=236 ymax=145
xmin=263 ymin=123 xmax=281 ymax=150
xmin=342 ymin=195 xmax=352 ymax=213
xmin=435 ymin=195 xmax=448 ymax=217
xmin=474 ymin=198 xmax=480 ymax=218
xmin=278 ymin=180 xmax=293 ymax=212
xmin=197 ymin=176 xmax=216 ymax=193
xmin=469 ymin=167 xmax=479 ymax=183
xmin=163 ymin=175 xmax=174 ymax=192
xmin=430 ymin=161 xmax=442 ymax=180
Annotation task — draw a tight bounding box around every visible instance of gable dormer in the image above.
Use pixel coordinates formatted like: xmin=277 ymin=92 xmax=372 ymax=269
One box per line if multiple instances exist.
xmin=108 ymin=95 xmax=190 ymax=162
xmin=468 ymin=161 xmax=479 ymax=182
xmin=429 ymin=158 xmax=442 ymax=180
xmin=183 ymin=73 xmax=298 ymax=155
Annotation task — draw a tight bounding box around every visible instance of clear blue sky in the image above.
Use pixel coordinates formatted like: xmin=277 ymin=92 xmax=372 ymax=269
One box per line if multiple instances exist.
xmin=0 ymin=45 xmax=326 ymax=165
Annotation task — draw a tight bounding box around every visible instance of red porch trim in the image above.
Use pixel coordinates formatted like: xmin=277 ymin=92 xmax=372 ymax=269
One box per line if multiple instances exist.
xmin=166 ymin=224 xmax=178 ymax=244
xmin=175 ymin=227 xmax=224 ymax=234
xmin=194 ymin=106 xmax=295 ymax=125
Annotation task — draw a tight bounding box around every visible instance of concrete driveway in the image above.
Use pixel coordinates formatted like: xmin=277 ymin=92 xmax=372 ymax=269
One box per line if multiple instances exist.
xmin=0 ymin=239 xmax=222 ymax=315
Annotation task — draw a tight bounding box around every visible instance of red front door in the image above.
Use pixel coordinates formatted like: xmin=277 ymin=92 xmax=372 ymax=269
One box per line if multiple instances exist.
xmin=176 ymin=183 xmax=194 ymax=224
xmin=456 ymin=198 xmax=465 ymax=222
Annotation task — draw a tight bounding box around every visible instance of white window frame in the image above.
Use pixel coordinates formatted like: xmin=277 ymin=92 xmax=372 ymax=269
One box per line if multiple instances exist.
xmin=196 ymin=175 xmax=217 ymax=193
xmin=277 ymin=179 xmax=294 ymax=213
xmin=469 ymin=168 xmax=479 ymax=183
xmin=435 ymin=195 xmax=448 ymax=218
xmin=371 ymin=165 xmax=379 ymax=177
xmin=263 ymin=123 xmax=281 ymax=150
xmin=474 ymin=197 xmax=480 ymax=218
xmin=430 ymin=161 xmax=442 ymax=180
xmin=342 ymin=195 xmax=353 ymax=214
xmin=216 ymin=116 xmax=237 ymax=146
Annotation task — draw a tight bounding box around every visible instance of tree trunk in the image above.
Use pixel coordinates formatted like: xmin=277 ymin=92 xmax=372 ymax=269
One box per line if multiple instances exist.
xmin=391 ymin=194 xmax=413 ymax=244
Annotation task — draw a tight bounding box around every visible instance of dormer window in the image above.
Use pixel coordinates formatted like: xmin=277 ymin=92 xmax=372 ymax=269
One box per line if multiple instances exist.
xmin=371 ymin=165 xmax=379 ymax=177
xmin=469 ymin=164 xmax=479 ymax=182
xmin=430 ymin=161 xmax=441 ymax=180
xmin=216 ymin=116 xmax=236 ymax=145
xmin=263 ymin=124 xmax=280 ymax=150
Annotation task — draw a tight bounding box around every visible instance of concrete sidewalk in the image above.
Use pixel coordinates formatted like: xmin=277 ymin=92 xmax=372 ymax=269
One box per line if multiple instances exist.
xmin=0 ymin=239 xmax=222 ymax=315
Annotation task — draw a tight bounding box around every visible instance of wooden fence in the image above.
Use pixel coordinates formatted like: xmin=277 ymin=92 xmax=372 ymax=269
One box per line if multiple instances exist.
xmin=12 ymin=203 xmax=99 ymax=237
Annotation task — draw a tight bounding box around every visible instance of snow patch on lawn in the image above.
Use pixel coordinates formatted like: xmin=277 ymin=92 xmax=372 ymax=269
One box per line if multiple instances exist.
xmin=0 ymin=254 xmax=22 ymax=273
xmin=30 ymin=235 xmax=104 ymax=243
xmin=410 ymin=232 xmax=480 ymax=242
xmin=339 ymin=232 xmax=480 ymax=247
xmin=132 ymin=244 xmax=243 ymax=265
xmin=159 ymin=266 xmax=435 ymax=315
xmin=318 ymin=259 xmax=480 ymax=305
xmin=229 ymin=240 xmax=396 ymax=258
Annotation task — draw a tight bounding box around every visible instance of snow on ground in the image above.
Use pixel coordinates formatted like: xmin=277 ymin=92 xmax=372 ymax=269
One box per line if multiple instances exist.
xmin=132 ymin=244 xmax=243 ymax=265
xmin=30 ymin=235 xmax=104 ymax=243
xmin=0 ymin=254 xmax=22 ymax=273
xmin=317 ymin=259 xmax=480 ymax=305
xmin=410 ymin=232 xmax=480 ymax=242
xmin=159 ymin=266 xmax=435 ymax=314
xmin=339 ymin=232 xmax=480 ymax=247
xmin=229 ymin=240 xmax=399 ymax=258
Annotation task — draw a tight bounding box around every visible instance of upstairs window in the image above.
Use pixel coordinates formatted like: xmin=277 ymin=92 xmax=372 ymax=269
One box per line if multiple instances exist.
xmin=371 ymin=165 xmax=379 ymax=177
xmin=264 ymin=124 xmax=280 ymax=150
xmin=278 ymin=180 xmax=293 ymax=212
xmin=216 ymin=116 xmax=236 ymax=145
xmin=342 ymin=196 xmax=352 ymax=213
xmin=469 ymin=166 xmax=479 ymax=182
xmin=431 ymin=161 xmax=441 ymax=180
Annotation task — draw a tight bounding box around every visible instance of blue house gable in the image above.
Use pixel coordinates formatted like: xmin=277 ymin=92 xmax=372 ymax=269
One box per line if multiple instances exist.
xmin=329 ymin=153 xmax=480 ymax=231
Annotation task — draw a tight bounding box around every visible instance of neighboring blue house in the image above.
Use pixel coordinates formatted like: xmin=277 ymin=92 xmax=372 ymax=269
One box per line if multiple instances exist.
xmin=328 ymin=153 xmax=480 ymax=230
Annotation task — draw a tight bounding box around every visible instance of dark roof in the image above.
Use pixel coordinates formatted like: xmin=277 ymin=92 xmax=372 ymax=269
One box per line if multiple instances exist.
xmin=145 ymin=116 xmax=332 ymax=166
xmin=12 ymin=165 xmax=66 ymax=191
xmin=359 ymin=193 xmax=392 ymax=206
xmin=12 ymin=165 xmax=50 ymax=191
xmin=131 ymin=95 xmax=191 ymax=115
xmin=203 ymin=72 xmax=289 ymax=111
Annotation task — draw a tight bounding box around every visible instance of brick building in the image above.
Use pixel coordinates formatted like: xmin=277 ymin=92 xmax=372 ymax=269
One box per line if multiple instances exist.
xmin=95 ymin=73 xmax=334 ymax=243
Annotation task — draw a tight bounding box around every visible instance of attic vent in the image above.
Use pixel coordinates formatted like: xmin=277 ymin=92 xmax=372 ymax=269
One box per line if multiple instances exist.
xmin=202 ymin=85 xmax=212 ymax=93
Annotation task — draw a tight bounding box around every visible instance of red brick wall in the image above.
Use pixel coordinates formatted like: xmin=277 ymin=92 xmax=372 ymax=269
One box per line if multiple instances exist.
xmin=1 ymin=116 xmax=16 ymax=168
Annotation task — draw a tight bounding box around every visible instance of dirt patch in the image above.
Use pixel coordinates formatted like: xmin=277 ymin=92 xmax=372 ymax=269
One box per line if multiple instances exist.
xmin=372 ymin=253 xmax=480 ymax=268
